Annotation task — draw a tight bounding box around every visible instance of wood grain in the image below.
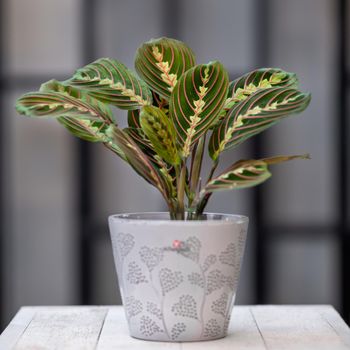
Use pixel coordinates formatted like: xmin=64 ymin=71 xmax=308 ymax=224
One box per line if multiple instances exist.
xmin=251 ymin=305 xmax=349 ymax=350
xmin=0 ymin=305 xmax=349 ymax=349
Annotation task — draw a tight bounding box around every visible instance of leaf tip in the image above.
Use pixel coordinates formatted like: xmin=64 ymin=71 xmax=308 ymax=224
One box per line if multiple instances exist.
xmin=15 ymin=100 xmax=26 ymax=115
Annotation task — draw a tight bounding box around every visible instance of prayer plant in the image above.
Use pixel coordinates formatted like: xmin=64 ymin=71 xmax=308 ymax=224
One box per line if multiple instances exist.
xmin=15 ymin=37 xmax=311 ymax=220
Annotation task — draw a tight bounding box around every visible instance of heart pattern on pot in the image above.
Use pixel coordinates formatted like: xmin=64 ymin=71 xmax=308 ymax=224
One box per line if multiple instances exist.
xmin=178 ymin=236 xmax=201 ymax=262
xmin=187 ymin=272 xmax=205 ymax=288
xmin=113 ymin=230 xmax=247 ymax=341
xmin=146 ymin=302 xmax=163 ymax=320
xmin=159 ymin=268 xmax=183 ymax=295
xmin=171 ymin=322 xmax=186 ymax=340
xmin=116 ymin=232 xmax=135 ymax=259
xmin=127 ymin=261 xmax=148 ymax=284
xmin=125 ymin=296 xmax=143 ymax=319
xmin=171 ymin=294 xmax=198 ymax=319
xmin=206 ymin=269 xmax=226 ymax=295
xmin=139 ymin=246 xmax=164 ymax=272
xmin=139 ymin=315 xmax=164 ymax=336
xmin=202 ymin=254 xmax=217 ymax=272
xmin=211 ymin=292 xmax=229 ymax=317
xmin=203 ymin=318 xmax=222 ymax=338
xmin=219 ymin=243 xmax=236 ymax=266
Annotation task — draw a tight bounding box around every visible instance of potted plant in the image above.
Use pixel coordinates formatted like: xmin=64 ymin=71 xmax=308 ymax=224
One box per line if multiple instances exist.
xmin=15 ymin=37 xmax=311 ymax=342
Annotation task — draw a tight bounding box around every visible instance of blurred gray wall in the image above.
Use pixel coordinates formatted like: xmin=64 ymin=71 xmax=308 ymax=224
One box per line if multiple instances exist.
xmin=1 ymin=0 xmax=342 ymax=328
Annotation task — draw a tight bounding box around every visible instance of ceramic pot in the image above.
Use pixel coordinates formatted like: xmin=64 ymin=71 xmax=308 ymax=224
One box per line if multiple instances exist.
xmin=108 ymin=212 xmax=248 ymax=342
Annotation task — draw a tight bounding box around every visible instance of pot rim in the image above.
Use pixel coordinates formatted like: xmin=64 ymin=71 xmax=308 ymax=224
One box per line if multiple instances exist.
xmin=108 ymin=211 xmax=248 ymax=226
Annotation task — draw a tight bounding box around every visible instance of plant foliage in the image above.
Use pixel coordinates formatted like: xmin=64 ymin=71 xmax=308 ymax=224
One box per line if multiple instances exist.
xmin=16 ymin=37 xmax=311 ymax=220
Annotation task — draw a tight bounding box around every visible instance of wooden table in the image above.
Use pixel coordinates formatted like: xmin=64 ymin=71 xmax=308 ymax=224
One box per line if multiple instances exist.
xmin=1 ymin=305 xmax=350 ymax=349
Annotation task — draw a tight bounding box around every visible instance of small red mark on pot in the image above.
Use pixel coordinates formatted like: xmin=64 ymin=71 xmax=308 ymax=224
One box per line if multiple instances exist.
xmin=172 ymin=240 xmax=182 ymax=249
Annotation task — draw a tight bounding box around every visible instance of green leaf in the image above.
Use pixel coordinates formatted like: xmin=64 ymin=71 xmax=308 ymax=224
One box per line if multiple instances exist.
xmin=222 ymin=68 xmax=298 ymax=114
xmin=200 ymin=154 xmax=309 ymax=195
xmin=16 ymin=79 xmax=114 ymax=122
xmin=209 ymin=87 xmax=311 ymax=160
xmin=151 ymin=90 xmax=169 ymax=109
xmin=127 ymin=109 xmax=141 ymax=128
xmin=125 ymin=127 xmax=177 ymax=197
xmin=140 ymin=106 xmax=180 ymax=165
xmin=124 ymin=127 xmax=154 ymax=156
xmin=202 ymin=160 xmax=271 ymax=194
xmin=16 ymin=80 xmax=126 ymax=159
xmin=111 ymin=128 xmax=174 ymax=202
xmin=261 ymin=153 xmax=311 ymax=165
xmin=57 ymin=117 xmax=126 ymax=160
xmin=169 ymin=61 xmax=229 ymax=157
xmin=57 ymin=117 xmax=111 ymax=142
xmin=66 ymin=58 xmax=153 ymax=109
xmin=135 ymin=37 xmax=196 ymax=99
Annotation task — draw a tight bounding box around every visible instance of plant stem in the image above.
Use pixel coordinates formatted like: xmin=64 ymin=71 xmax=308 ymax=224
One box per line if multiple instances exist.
xmin=192 ymin=158 xmax=219 ymax=218
xmin=207 ymin=158 xmax=219 ymax=183
xmin=175 ymin=162 xmax=186 ymax=220
xmin=195 ymin=192 xmax=212 ymax=217
xmin=168 ymin=201 xmax=177 ymax=220
xmin=189 ymin=135 xmax=206 ymax=207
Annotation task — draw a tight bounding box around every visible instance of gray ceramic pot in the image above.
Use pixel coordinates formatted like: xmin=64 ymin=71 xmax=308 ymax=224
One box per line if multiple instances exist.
xmin=108 ymin=212 xmax=248 ymax=342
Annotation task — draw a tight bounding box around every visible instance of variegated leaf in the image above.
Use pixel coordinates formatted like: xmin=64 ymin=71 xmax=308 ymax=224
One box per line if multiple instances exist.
xmin=135 ymin=37 xmax=196 ymax=99
xmin=261 ymin=153 xmax=310 ymax=165
xmin=209 ymin=87 xmax=311 ymax=160
xmin=111 ymin=128 xmax=173 ymax=201
xmin=202 ymin=161 xmax=271 ymax=194
xmin=16 ymin=80 xmax=126 ymax=158
xmin=16 ymin=79 xmax=114 ymax=122
xmin=222 ymin=68 xmax=298 ymax=114
xmin=57 ymin=117 xmax=110 ymax=143
xmin=58 ymin=118 xmax=126 ymax=159
xmin=66 ymin=58 xmax=152 ymax=109
xmin=125 ymin=127 xmax=177 ymax=197
xmin=152 ymin=90 xmax=169 ymax=110
xmin=201 ymin=154 xmax=309 ymax=195
xmin=170 ymin=61 xmax=229 ymax=157
xmin=124 ymin=127 xmax=153 ymax=154
xmin=140 ymin=106 xmax=180 ymax=165
xmin=128 ymin=109 xmax=141 ymax=129
xmin=125 ymin=127 xmax=172 ymax=170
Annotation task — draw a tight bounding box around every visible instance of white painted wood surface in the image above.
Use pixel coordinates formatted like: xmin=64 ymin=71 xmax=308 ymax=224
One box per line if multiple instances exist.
xmin=0 ymin=305 xmax=349 ymax=349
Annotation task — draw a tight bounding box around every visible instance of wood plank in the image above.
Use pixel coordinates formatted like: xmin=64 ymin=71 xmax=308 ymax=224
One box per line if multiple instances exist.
xmin=97 ymin=306 xmax=266 ymax=349
xmin=13 ymin=306 xmax=108 ymax=350
xmin=1 ymin=305 xmax=349 ymax=349
xmin=317 ymin=305 xmax=350 ymax=347
xmin=251 ymin=305 xmax=350 ymax=350
xmin=0 ymin=307 xmax=36 ymax=350
xmin=183 ymin=306 xmax=266 ymax=349
xmin=97 ymin=306 xmax=180 ymax=349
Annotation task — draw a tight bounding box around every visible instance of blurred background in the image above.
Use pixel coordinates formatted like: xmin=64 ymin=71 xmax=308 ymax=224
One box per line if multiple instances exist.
xmin=0 ymin=0 xmax=349 ymax=331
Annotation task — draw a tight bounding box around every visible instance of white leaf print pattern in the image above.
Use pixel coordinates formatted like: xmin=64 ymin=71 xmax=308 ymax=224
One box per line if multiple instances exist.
xmin=171 ymin=322 xmax=186 ymax=340
xmin=159 ymin=268 xmax=183 ymax=295
xmin=219 ymin=243 xmax=236 ymax=266
xmin=139 ymin=315 xmax=164 ymax=336
xmin=127 ymin=261 xmax=148 ymax=284
xmin=116 ymin=232 xmax=135 ymax=259
xmin=139 ymin=246 xmax=163 ymax=272
xmin=171 ymin=295 xmax=198 ymax=319
xmin=124 ymin=296 xmax=143 ymax=319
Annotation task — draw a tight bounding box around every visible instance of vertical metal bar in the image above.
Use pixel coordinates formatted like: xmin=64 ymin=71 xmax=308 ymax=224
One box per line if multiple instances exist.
xmin=338 ymin=0 xmax=349 ymax=323
xmin=253 ymin=0 xmax=269 ymax=304
xmin=79 ymin=0 xmax=96 ymax=305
